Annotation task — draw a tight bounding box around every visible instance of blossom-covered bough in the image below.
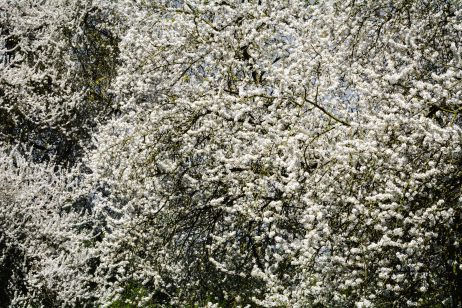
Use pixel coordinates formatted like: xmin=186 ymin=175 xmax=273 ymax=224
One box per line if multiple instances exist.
xmin=1 ymin=0 xmax=461 ymax=306
xmin=0 ymin=0 xmax=119 ymax=305
xmin=0 ymin=0 xmax=119 ymax=166
xmin=0 ymin=145 xmax=98 ymax=306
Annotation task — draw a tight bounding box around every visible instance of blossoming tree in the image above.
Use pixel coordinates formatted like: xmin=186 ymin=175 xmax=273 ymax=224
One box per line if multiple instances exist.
xmin=1 ymin=0 xmax=461 ymax=306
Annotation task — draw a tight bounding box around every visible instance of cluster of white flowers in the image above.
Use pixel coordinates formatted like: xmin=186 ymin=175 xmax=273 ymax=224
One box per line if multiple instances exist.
xmin=0 ymin=145 xmax=96 ymax=306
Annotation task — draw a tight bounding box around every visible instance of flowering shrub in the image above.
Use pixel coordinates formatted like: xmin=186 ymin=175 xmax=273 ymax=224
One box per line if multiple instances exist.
xmin=1 ymin=0 xmax=461 ymax=306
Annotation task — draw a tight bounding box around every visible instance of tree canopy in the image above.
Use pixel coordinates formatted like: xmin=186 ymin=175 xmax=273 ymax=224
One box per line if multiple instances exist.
xmin=1 ymin=0 xmax=461 ymax=307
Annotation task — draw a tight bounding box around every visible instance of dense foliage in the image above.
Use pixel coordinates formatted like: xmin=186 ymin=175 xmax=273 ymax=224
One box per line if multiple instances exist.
xmin=1 ymin=0 xmax=461 ymax=306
